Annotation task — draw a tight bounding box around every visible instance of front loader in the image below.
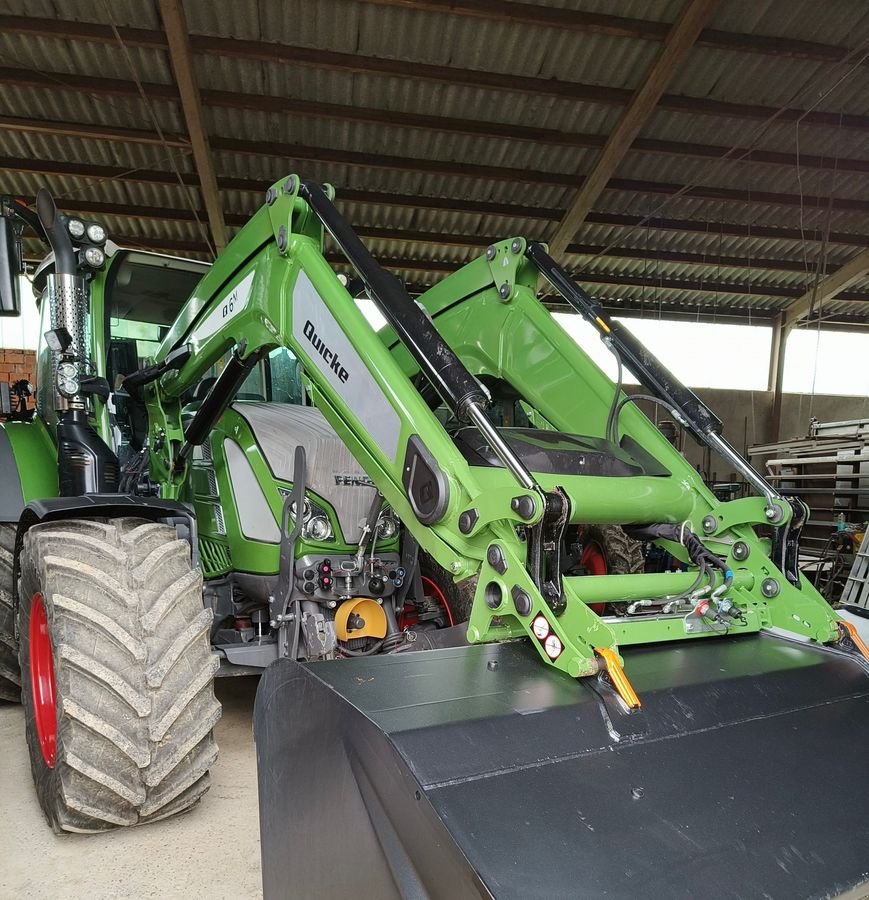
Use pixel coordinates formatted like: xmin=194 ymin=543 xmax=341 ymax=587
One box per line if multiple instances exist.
xmin=0 ymin=189 xmax=462 ymax=832
xmin=234 ymin=178 xmax=868 ymax=899
xmin=3 ymin=174 xmax=869 ymax=896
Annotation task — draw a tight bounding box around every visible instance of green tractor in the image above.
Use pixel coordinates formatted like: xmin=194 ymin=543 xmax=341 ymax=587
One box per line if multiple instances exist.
xmin=2 ymin=177 xmax=869 ymax=898
xmin=0 ymin=191 xmax=464 ymax=832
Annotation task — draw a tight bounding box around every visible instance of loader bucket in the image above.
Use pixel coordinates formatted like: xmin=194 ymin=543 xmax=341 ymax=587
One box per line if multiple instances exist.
xmin=255 ymin=636 xmax=869 ymax=900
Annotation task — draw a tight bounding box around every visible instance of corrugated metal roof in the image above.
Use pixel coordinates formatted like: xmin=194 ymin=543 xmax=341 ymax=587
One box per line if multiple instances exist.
xmin=6 ymin=0 xmax=869 ymax=326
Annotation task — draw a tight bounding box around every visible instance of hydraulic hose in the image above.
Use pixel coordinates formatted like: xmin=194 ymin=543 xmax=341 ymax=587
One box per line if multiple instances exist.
xmin=626 ymin=522 xmax=731 ymax=584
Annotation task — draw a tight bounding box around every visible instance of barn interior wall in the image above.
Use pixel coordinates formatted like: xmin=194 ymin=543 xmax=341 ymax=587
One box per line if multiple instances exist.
xmin=632 ymin=387 xmax=869 ymax=480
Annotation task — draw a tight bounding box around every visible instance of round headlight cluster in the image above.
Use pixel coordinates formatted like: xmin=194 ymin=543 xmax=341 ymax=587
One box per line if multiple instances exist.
xmin=376 ymin=509 xmax=399 ymax=540
xmin=86 ymin=223 xmax=107 ymax=244
xmin=288 ymin=494 xmax=334 ymax=542
xmin=289 ymin=498 xmax=312 ymax=523
xmin=304 ymin=515 xmax=332 ymax=542
xmin=56 ymin=361 xmax=79 ymax=398
xmin=84 ymin=246 xmax=105 ymax=268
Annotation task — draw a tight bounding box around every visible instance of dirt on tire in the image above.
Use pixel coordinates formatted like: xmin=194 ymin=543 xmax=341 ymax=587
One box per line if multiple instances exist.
xmin=0 ymin=523 xmax=20 ymax=702
xmin=583 ymin=524 xmax=645 ymax=575
xmin=418 ymin=550 xmax=475 ymax=624
xmin=18 ymin=517 xmax=220 ymax=832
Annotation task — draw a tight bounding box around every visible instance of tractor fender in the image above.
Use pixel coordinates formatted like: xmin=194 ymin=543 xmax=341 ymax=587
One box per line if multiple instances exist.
xmin=12 ymin=495 xmax=199 ymax=609
xmin=0 ymin=418 xmax=59 ymax=524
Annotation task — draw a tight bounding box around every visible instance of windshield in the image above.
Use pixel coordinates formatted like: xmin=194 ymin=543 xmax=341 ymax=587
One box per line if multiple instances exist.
xmin=106 ymin=250 xmax=207 ymax=381
xmin=199 ymin=347 xmax=304 ymax=405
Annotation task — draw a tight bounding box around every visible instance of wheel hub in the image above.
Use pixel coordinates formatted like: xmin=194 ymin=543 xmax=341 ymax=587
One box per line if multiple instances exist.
xmin=29 ymin=592 xmax=57 ymax=768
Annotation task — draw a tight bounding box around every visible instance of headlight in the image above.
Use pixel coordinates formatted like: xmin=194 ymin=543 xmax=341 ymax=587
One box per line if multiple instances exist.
xmin=84 ymin=246 xmax=105 ymax=268
xmin=67 ymin=219 xmax=85 ymax=239
xmin=86 ymin=223 xmax=106 ymax=244
xmin=289 ymin=499 xmax=312 ymax=523
xmin=376 ymin=509 xmax=399 ymax=540
xmin=304 ymin=515 xmax=332 ymax=542
xmin=56 ymin=361 xmax=79 ymax=398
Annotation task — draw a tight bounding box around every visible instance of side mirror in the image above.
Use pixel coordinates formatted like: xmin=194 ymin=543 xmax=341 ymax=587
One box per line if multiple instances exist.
xmin=0 ymin=214 xmax=21 ymax=316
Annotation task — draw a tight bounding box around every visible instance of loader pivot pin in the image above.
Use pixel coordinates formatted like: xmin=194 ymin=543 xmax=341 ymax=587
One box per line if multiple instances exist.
xmin=594 ymin=647 xmax=641 ymax=710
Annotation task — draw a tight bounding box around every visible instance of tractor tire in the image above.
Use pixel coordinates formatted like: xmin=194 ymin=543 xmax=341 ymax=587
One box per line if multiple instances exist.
xmin=18 ymin=517 xmax=220 ymax=833
xmin=582 ymin=524 xmax=645 ymax=576
xmin=418 ymin=550 xmax=475 ymax=626
xmin=0 ymin=523 xmax=20 ymax=702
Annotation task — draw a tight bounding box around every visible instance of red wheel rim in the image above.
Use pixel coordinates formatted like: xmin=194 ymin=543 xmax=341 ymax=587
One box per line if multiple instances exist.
xmin=399 ymin=575 xmax=455 ymax=629
xmin=581 ymin=542 xmax=608 ymax=614
xmin=29 ymin=592 xmax=57 ymax=768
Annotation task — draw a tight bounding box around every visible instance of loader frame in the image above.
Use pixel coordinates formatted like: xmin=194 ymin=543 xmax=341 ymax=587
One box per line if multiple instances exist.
xmin=139 ymin=175 xmax=861 ymax=695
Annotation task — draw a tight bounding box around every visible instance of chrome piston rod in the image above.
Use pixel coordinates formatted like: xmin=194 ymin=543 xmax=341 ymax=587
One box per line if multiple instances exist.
xmin=706 ymin=431 xmax=781 ymax=511
xmin=463 ymin=400 xmax=538 ymax=492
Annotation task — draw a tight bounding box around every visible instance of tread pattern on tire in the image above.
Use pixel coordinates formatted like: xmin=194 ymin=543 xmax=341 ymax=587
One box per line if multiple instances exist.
xmin=585 ymin=524 xmax=645 ymax=575
xmin=0 ymin=523 xmax=19 ymax=702
xmin=419 ymin=549 xmax=476 ymax=624
xmin=18 ymin=517 xmax=220 ymax=832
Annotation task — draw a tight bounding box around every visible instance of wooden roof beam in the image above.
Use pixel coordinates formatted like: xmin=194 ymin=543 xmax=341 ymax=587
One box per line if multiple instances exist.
xmin=4 ymin=19 xmax=869 ymax=132
xmin=548 ymin=0 xmax=718 ymax=258
xmin=784 ymin=248 xmax=869 ymax=327
xmin=11 ymin=192 xmax=849 ymax=275
xmin=2 ymin=9 xmax=864 ymax=67
xmin=157 ymin=0 xmax=227 ymax=252
xmin=8 ymin=154 xmax=869 ymax=225
xmin=356 ymin=1 xmax=867 ymax=65
xmin=7 ymin=82 xmax=869 ymax=178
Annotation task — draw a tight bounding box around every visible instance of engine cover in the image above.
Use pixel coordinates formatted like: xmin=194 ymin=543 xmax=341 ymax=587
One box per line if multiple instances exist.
xmin=232 ymin=402 xmax=378 ymax=543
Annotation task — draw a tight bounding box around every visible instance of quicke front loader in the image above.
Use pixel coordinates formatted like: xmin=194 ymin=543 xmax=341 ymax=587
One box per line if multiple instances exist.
xmin=2 ymin=177 xmax=869 ymax=897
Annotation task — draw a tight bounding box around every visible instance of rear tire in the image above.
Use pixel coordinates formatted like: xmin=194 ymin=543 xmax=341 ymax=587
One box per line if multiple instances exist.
xmin=418 ymin=551 xmax=475 ymax=625
xmin=0 ymin=523 xmax=20 ymax=702
xmin=582 ymin=524 xmax=645 ymax=576
xmin=18 ymin=517 xmax=220 ymax=832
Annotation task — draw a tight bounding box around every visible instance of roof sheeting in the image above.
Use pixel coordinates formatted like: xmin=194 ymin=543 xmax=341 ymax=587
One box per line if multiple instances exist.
xmin=5 ymin=0 xmax=869 ymax=323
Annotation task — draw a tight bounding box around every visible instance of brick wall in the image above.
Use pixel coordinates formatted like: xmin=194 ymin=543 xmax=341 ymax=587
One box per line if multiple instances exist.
xmin=0 ymin=348 xmax=36 ymax=388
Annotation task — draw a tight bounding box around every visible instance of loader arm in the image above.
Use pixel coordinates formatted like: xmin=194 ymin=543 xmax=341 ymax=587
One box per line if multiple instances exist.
xmin=140 ymin=176 xmax=863 ymax=693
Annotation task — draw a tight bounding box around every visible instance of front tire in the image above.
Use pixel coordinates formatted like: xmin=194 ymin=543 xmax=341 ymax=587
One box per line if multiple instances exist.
xmin=0 ymin=523 xmax=20 ymax=702
xmin=19 ymin=517 xmax=220 ymax=832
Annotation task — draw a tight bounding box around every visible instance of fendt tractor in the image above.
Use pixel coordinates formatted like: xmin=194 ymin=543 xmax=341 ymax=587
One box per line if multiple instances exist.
xmin=2 ymin=178 xmax=869 ymax=897
xmin=0 ymin=187 xmax=482 ymax=831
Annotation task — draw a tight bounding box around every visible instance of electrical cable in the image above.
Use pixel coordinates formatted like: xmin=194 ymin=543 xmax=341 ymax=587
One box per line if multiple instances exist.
xmin=584 ymin=38 xmax=869 ymax=267
xmin=98 ymin=0 xmax=217 ymax=260
xmin=610 ymin=392 xmax=680 ymax=442
xmin=339 ymin=639 xmax=385 ymax=657
xmin=605 ymin=345 xmax=623 ymax=445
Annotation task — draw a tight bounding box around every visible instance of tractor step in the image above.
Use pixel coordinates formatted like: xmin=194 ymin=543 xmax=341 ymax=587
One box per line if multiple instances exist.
xmin=255 ymin=636 xmax=869 ymax=899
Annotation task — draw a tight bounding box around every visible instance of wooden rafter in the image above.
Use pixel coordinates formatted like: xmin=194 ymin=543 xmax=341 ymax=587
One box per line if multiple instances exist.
xmin=5 ymin=153 xmax=869 ymax=216
xmin=157 ymin=0 xmax=227 ymax=252
xmin=784 ymin=248 xmax=869 ymax=327
xmin=548 ymin=0 xmax=719 ymax=258
xmin=3 ymin=18 xmax=869 ymax=132
xmin=5 ymin=85 xmax=869 ymax=178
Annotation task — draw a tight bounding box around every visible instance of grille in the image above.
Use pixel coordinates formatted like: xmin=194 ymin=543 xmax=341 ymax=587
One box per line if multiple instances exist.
xmin=199 ymin=537 xmax=231 ymax=577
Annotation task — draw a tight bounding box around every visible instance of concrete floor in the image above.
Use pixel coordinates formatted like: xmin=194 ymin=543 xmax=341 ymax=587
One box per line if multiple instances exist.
xmin=0 ymin=676 xmax=262 ymax=900
xmin=3 ymin=616 xmax=869 ymax=899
